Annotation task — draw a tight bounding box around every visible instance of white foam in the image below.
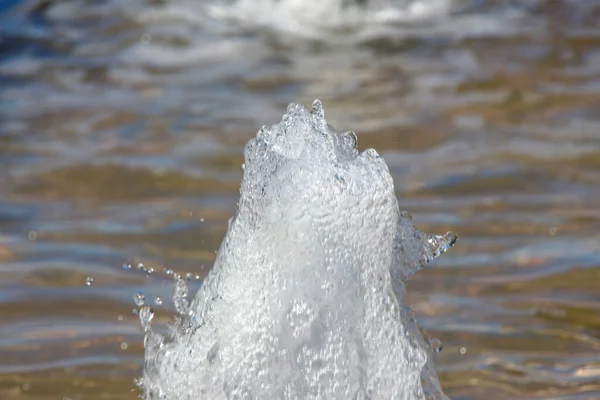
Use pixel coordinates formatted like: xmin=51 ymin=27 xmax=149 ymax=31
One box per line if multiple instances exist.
xmin=204 ymin=0 xmax=452 ymax=39
xmin=141 ymin=100 xmax=456 ymax=399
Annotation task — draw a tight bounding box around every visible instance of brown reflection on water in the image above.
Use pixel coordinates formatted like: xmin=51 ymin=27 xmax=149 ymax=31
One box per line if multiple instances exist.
xmin=1 ymin=0 xmax=600 ymax=399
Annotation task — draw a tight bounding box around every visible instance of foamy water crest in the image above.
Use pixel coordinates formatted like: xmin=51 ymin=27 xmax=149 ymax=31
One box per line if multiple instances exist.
xmin=141 ymin=101 xmax=456 ymax=399
xmin=204 ymin=0 xmax=451 ymax=37
xmin=0 ymin=0 xmax=538 ymax=130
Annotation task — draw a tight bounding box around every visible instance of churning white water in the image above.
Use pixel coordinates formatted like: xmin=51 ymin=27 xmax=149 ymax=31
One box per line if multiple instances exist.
xmin=140 ymin=100 xmax=456 ymax=399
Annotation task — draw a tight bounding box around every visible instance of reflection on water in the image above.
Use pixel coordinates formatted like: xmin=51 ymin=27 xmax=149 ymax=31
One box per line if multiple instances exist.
xmin=1 ymin=0 xmax=600 ymax=399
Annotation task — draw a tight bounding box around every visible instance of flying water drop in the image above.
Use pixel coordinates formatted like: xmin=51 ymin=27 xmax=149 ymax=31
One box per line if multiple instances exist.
xmin=134 ymin=292 xmax=145 ymax=307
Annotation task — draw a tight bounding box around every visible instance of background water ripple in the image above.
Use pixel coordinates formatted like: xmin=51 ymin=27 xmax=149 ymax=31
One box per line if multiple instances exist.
xmin=1 ymin=0 xmax=599 ymax=399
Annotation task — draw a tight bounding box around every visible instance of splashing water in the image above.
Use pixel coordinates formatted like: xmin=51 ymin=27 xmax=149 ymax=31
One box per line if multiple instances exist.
xmin=141 ymin=100 xmax=456 ymax=399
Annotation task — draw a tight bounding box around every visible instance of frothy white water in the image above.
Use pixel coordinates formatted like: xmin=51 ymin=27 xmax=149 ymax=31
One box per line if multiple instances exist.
xmin=141 ymin=101 xmax=456 ymax=399
xmin=204 ymin=0 xmax=451 ymax=38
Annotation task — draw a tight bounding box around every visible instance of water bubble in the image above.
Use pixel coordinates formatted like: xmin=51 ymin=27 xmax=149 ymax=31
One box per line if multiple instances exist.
xmin=28 ymin=231 xmax=37 ymax=241
xmin=137 ymin=263 xmax=145 ymax=270
xmin=134 ymin=292 xmax=145 ymax=306
xmin=154 ymin=296 xmax=163 ymax=306
xmin=139 ymin=306 xmax=154 ymax=332
xmin=549 ymin=226 xmax=557 ymax=236
xmin=460 ymin=346 xmax=467 ymax=355
xmin=122 ymin=263 xmax=131 ymax=270
xmin=22 ymin=383 xmax=30 ymax=391
xmin=200 ymin=218 xmax=205 ymax=222
xmin=117 ymin=315 xmax=123 ymax=321
xmin=84 ymin=276 xmax=94 ymax=286
xmin=120 ymin=342 xmax=128 ymax=350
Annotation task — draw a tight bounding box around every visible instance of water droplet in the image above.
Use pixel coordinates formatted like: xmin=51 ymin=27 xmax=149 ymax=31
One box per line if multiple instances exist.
xmin=120 ymin=342 xmax=128 ymax=350
xmin=430 ymin=337 xmax=443 ymax=353
xmin=200 ymin=217 xmax=205 ymax=222
xmin=134 ymin=292 xmax=145 ymax=306
xmin=117 ymin=315 xmax=123 ymax=321
xmin=146 ymin=267 xmax=154 ymax=274
xmin=28 ymin=231 xmax=37 ymax=241
xmin=154 ymin=296 xmax=163 ymax=306
xmin=85 ymin=276 xmax=94 ymax=286
xmin=164 ymin=269 xmax=174 ymax=277
xmin=139 ymin=306 xmax=154 ymax=332
xmin=122 ymin=263 xmax=131 ymax=270
xmin=460 ymin=346 xmax=467 ymax=355
xmin=137 ymin=263 xmax=144 ymax=270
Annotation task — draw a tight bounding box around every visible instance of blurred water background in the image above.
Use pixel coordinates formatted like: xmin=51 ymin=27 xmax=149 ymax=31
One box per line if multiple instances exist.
xmin=1 ymin=0 xmax=600 ymax=399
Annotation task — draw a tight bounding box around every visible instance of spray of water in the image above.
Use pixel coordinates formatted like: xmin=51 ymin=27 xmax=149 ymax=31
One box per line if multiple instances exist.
xmin=140 ymin=100 xmax=456 ymax=399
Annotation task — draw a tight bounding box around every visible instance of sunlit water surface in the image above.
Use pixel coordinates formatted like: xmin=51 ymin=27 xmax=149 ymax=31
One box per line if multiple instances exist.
xmin=1 ymin=0 xmax=600 ymax=399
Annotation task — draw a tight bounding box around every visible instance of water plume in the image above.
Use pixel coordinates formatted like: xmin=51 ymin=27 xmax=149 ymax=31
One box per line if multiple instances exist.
xmin=141 ymin=100 xmax=456 ymax=400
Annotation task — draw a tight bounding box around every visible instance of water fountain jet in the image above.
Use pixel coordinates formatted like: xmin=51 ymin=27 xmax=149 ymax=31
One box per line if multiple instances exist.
xmin=141 ymin=100 xmax=455 ymax=400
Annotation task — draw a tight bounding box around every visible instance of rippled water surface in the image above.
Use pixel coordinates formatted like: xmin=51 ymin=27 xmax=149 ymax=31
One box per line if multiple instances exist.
xmin=1 ymin=0 xmax=600 ymax=399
